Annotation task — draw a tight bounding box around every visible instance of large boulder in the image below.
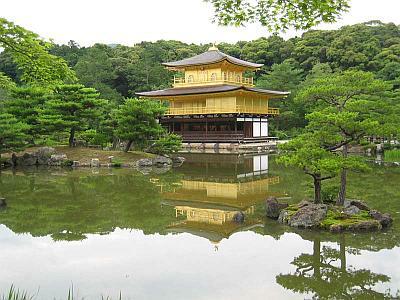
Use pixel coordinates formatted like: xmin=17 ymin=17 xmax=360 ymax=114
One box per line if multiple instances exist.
xmin=369 ymin=210 xmax=393 ymax=228
xmin=266 ymin=197 xmax=288 ymax=219
xmin=285 ymin=203 xmax=328 ymax=228
xmin=349 ymin=200 xmax=370 ymax=211
xmin=36 ymin=147 xmax=56 ymax=165
xmin=152 ymin=156 xmax=172 ymax=167
xmin=90 ymin=158 xmax=100 ymax=167
xmin=17 ymin=152 xmax=37 ymax=166
xmin=136 ymin=158 xmax=153 ymax=167
xmin=48 ymin=154 xmax=68 ymax=166
xmin=343 ymin=205 xmax=361 ymax=216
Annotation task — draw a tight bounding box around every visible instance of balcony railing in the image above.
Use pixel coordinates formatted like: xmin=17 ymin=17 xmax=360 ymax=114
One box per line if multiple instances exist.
xmin=173 ymin=75 xmax=254 ymax=87
xmin=165 ymin=105 xmax=279 ymax=116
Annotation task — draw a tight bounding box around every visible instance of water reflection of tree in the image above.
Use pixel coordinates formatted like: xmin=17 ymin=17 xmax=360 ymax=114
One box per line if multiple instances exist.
xmin=0 ymin=169 xmax=181 ymax=241
xmin=276 ymin=235 xmax=396 ymax=299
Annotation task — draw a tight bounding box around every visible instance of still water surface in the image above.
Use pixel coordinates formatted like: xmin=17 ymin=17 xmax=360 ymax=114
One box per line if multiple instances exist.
xmin=0 ymin=154 xmax=399 ymax=299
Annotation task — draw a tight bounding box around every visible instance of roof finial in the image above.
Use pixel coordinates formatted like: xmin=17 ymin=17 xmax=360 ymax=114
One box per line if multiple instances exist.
xmin=208 ymin=42 xmax=219 ymax=51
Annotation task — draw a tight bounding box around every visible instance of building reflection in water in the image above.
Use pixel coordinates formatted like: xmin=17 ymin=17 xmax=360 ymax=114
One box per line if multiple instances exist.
xmin=158 ymin=153 xmax=282 ymax=245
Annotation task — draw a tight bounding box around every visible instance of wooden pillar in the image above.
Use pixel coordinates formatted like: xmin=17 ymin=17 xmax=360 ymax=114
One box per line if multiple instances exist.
xmin=206 ymin=118 xmax=208 ymax=137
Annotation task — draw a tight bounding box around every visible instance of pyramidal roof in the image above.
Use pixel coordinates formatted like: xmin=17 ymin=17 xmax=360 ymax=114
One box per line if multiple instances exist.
xmin=162 ymin=46 xmax=263 ymax=69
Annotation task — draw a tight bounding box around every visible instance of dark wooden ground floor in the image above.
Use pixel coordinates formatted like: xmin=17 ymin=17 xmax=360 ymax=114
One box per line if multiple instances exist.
xmin=160 ymin=116 xmax=271 ymax=143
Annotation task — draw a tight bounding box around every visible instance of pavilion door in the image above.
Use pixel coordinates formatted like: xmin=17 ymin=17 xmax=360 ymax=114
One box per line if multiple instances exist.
xmin=244 ymin=122 xmax=252 ymax=138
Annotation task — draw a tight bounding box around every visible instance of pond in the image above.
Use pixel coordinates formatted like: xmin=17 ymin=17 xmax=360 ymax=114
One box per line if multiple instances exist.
xmin=0 ymin=153 xmax=399 ymax=299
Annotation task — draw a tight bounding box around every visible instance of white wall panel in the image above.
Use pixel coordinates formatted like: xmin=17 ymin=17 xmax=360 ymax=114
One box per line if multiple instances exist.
xmin=253 ymin=155 xmax=261 ymax=171
xmin=261 ymin=122 xmax=268 ymax=137
xmin=253 ymin=121 xmax=260 ymax=137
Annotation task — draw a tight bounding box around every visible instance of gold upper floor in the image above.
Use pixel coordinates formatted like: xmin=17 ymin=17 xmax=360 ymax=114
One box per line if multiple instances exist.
xmin=172 ymin=61 xmax=255 ymax=88
xmin=164 ymin=93 xmax=279 ymax=116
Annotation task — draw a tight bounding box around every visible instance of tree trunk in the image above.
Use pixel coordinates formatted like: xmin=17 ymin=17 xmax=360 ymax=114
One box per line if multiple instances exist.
xmin=313 ymin=237 xmax=321 ymax=280
xmin=112 ymin=137 xmax=119 ymax=150
xmin=314 ymin=176 xmax=322 ymax=204
xmin=68 ymin=127 xmax=76 ymax=147
xmin=340 ymin=235 xmax=346 ymax=273
xmin=124 ymin=140 xmax=133 ymax=152
xmin=337 ymin=144 xmax=348 ymax=206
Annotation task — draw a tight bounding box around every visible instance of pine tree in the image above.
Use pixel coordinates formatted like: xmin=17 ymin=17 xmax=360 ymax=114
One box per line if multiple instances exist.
xmin=114 ymin=98 xmax=165 ymax=152
xmin=40 ymin=84 xmax=107 ymax=147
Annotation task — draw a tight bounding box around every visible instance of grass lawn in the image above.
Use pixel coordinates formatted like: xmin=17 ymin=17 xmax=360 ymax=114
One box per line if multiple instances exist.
xmin=4 ymin=146 xmax=155 ymax=165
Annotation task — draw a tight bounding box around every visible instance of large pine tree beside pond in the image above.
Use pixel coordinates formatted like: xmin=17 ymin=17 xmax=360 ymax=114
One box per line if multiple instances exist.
xmin=40 ymin=84 xmax=107 ymax=147
xmin=114 ymin=98 xmax=166 ymax=152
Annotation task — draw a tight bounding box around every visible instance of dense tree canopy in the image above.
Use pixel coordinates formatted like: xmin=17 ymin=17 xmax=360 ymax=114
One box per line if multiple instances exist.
xmin=205 ymin=0 xmax=350 ymax=32
xmin=0 ymin=18 xmax=75 ymax=86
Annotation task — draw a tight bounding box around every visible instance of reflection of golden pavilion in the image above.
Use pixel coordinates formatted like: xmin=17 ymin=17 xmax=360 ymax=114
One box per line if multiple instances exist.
xmin=175 ymin=205 xmax=254 ymax=225
xmin=160 ymin=154 xmax=282 ymax=243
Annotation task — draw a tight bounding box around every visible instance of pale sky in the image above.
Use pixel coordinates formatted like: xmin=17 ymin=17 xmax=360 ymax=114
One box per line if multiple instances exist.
xmin=1 ymin=0 xmax=400 ymax=47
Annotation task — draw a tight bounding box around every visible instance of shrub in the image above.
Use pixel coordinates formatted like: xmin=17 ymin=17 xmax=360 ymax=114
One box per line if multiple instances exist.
xmin=148 ymin=134 xmax=182 ymax=155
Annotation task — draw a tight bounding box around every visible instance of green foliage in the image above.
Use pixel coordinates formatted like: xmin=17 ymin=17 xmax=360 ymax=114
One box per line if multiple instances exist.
xmin=148 ymin=133 xmax=182 ymax=155
xmin=384 ymin=149 xmax=400 ymax=162
xmin=114 ymin=98 xmax=165 ymax=151
xmin=1 ymin=285 xmax=33 ymax=300
xmin=40 ymin=84 xmax=108 ymax=146
xmin=5 ymin=86 xmax=47 ymax=142
xmin=0 ymin=72 xmax=16 ymax=90
xmin=74 ymin=44 xmax=123 ymax=103
xmin=319 ymin=209 xmax=373 ymax=229
xmin=0 ymin=112 xmax=29 ymax=157
xmin=0 ymin=18 xmax=75 ymax=87
xmin=278 ymin=134 xmax=343 ymax=180
xmin=206 ymin=0 xmax=350 ymax=31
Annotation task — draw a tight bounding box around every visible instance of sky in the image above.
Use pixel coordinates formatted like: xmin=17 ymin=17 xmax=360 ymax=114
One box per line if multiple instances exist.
xmin=1 ymin=0 xmax=400 ymax=47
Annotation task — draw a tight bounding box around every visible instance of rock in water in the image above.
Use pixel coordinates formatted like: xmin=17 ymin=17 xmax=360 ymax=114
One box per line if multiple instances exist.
xmin=136 ymin=158 xmax=153 ymax=167
xmin=288 ymin=203 xmax=328 ymax=228
xmin=48 ymin=154 xmax=68 ymax=166
xmin=0 ymin=197 xmax=6 ymax=207
xmin=90 ymin=158 xmax=100 ymax=167
xmin=36 ymin=147 xmax=56 ymax=165
xmin=266 ymin=197 xmax=288 ymax=219
xmin=18 ymin=152 xmax=38 ymax=166
xmin=152 ymin=156 xmax=172 ymax=166
xmin=369 ymin=210 xmax=393 ymax=228
xmin=233 ymin=212 xmax=245 ymax=223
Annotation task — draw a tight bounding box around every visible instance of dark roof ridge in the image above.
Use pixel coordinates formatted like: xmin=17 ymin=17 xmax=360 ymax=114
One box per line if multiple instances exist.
xmin=162 ymin=49 xmax=263 ymax=69
xmin=136 ymin=84 xmax=289 ymax=97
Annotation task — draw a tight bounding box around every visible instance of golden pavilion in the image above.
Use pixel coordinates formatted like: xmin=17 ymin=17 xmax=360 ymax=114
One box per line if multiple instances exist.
xmin=137 ymin=46 xmax=289 ymax=145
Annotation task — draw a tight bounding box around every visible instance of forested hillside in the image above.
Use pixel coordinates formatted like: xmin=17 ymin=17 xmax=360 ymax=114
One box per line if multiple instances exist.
xmin=1 ymin=20 xmax=399 ymax=136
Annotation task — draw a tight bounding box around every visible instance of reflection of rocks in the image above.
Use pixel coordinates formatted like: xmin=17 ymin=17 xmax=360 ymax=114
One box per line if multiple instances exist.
xmin=233 ymin=212 xmax=245 ymax=223
xmin=266 ymin=197 xmax=288 ymax=219
xmin=151 ymin=165 xmax=172 ymax=174
xmin=172 ymin=156 xmax=185 ymax=166
xmin=283 ymin=202 xmax=328 ymax=228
